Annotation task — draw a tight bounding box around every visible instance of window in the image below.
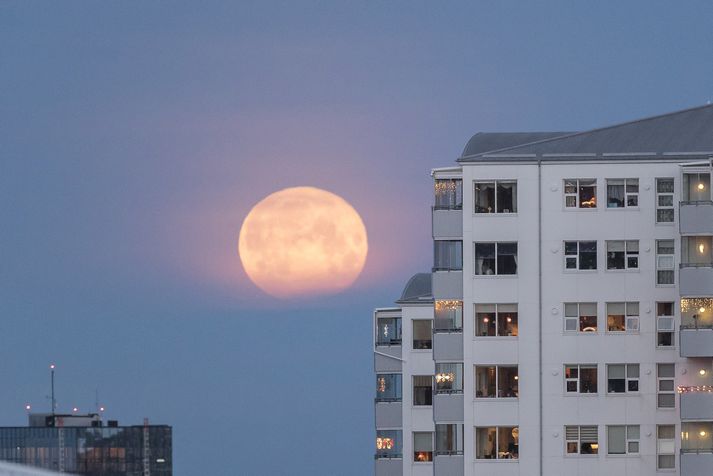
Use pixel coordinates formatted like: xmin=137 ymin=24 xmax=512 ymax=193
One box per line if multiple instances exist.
xmin=475 ymin=304 xmax=518 ymax=337
xmin=474 ymin=180 xmax=517 ymax=213
xmin=656 ymin=178 xmax=674 ymax=223
xmin=376 ymin=374 xmax=402 ymax=402
xmin=434 ymin=300 xmax=463 ymax=333
xmin=606 ymin=240 xmax=639 ymax=270
xmin=681 ymin=297 xmax=713 ymax=329
xmin=474 ymin=242 xmax=517 ymax=275
xmin=606 ymin=178 xmax=639 ymax=208
xmin=564 ymin=179 xmax=597 ymax=208
xmin=565 ymin=364 xmax=597 ymax=394
xmin=434 ymin=179 xmax=463 ymax=210
xmin=413 ymin=432 xmax=433 ymax=462
xmin=434 ymin=240 xmax=462 ymax=271
xmin=657 ymin=363 xmax=675 ymax=408
xmin=606 ymin=302 xmax=639 ymax=333
xmin=435 ymin=424 xmax=463 ymax=456
xmin=607 ymin=364 xmax=639 ymax=393
xmin=475 ymin=366 xmax=518 ymax=398
xmin=564 ymin=302 xmax=597 ymax=333
xmin=435 ymin=363 xmax=463 ymax=394
xmin=682 ymin=236 xmax=713 ymax=266
xmin=565 ymin=425 xmax=598 ymax=454
xmin=682 ymin=172 xmax=711 ymax=201
xmin=564 ymin=241 xmax=597 ymax=270
xmin=476 ymin=426 xmax=519 ymax=459
xmin=656 ymin=240 xmax=675 ymax=285
xmin=657 ymin=425 xmax=675 ymax=469
xmin=413 ymin=376 xmax=433 ymax=406
xmin=657 ymin=302 xmax=675 ymax=347
xmin=376 ymin=316 xmax=401 ymax=345
xmin=682 ymin=422 xmax=713 ymax=453
xmin=376 ymin=430 xmax=402 ymax=459
xmin=607 ymin=425 xmax=639 ymax=455
xmin=412 ymin=320 xmax=432 ymax=350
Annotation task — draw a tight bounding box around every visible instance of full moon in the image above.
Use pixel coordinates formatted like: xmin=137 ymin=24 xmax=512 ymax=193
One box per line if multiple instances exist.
xmin=238 ymin=186 xmax=368 ymax=298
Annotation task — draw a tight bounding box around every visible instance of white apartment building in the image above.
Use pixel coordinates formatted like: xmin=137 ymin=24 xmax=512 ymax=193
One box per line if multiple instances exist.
xmin=373 ymin=104 xmax=713 ymax=476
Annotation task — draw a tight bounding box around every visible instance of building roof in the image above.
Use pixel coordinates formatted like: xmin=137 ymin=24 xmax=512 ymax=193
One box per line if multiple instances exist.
xmin=459 ymin=103 xmax=713 ymax=162
xmin=462 ymin=132 xmax=572 ymax=157
xmin=395 ymin=273 xmax=432 ymax=304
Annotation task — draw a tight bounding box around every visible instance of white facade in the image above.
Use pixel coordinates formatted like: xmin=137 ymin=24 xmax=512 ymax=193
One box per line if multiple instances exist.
xmin=373 ymin=105 xmax=713 ymax=476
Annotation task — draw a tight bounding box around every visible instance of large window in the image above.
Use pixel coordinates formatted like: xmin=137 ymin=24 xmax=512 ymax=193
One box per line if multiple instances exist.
xmin=657 ymin=425 xmax=675 ymax=469
xmin=606 ymin=302 xmax=639 ymax=333
xmin=565 ymin=364 xmax=597 ymax=394
xmin=376 ymin=374 xmax=402 ymax=402
xmin=656 ymin=240 xmax=675 ymax=285
xmin=657 ymin=363 xmax=675 ymax=408
xmin=565 ymin=426 xmax=598 ymax=455
xmin=434 ymin=240 xmax=462 ymax=271
xmin=434 ymin=179 xmax=463 ymax=210
xmin=413 ymin=376 xmax=433 ymax=406
xmin=435 ymin=363 xmax=463 ymax=394
xmin=656 ymin=178 xmax=674 ymax=223
xmin=475 ymin=426 xmax=519 ymax=459
xmin=475 ymin=304 xmax=518 ymax=337
xmin=657 ymin=302 xmax=675 ymax=348
xmin=475 ymin=366 xmax=518 ymax=398
xmin=682 ymin=172 xmax=711 ymax=202
xmin=606 ymin=178 xmax=639 ymax=208
xmin=607 ymin=425 xmax=639 ymax=455
xmin=376 ymin=316 xmax=401 ymax=345
xmin=606 ymin=364 xmax=639 ymax=393
xmin=376 ymin=430 xmax=402 ymax=459
xmin=564 ymin=241 xmax=597 ymax=270
xmin=564 ymin=179 xmax=597 ymax=208
xmin=564 ymin=302 xmax=597 ymax=333
xmin=434 ymin=300 xmax=463 ymax=333
xmin=474 ymin=180 xmax=517 ymax=214
xmin=412 ymin=320 xmax=432 ymax=350
xmin=606 ymin=240 xmax=639 ymax=270
xmin=435 ymin=424 xmax=463 ymax=456
xmin=474 ymin=242 xmax=517 ymax=275
xmin=682 ymin=422 xmax=713 ymax=453
xmin=413 ymin=432 xmax=433 ymax=462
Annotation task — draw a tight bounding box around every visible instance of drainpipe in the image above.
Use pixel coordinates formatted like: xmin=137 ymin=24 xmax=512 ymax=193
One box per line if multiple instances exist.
xmin=538 ymin=158 xmax=543 ymax=476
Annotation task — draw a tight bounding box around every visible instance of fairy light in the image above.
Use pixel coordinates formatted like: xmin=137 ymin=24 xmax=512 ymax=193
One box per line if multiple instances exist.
xmin=376 ymin=437 xmax=394 ymax=450
xmin=435 ymin=300 xmax=462 ymax=311
xmin=435 ymin=373 xmax=455 ymax=384
xmin=678 ymin=385 xmax=713 ymax=393
xmin=681 ymin=298 xmax=713 ymax=313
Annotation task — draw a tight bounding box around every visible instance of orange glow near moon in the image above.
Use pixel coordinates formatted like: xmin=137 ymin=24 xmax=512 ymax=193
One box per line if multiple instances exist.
xmin=238 ymin=186 xmax=368 ymax=298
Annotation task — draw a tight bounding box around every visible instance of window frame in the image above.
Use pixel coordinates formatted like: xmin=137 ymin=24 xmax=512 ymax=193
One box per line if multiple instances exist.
xmin=434 ymin=363 xmax=464 ymax=395
xmin=412 ymin=319 xmax=432 ymax=350
xmin=564 ymin=179 xmax=597 ymax=209
xmin=657 ymin=363 xmax=676 ymax=409
xmin=606 ymin=425 xmax=640 ymax=455
xmin=606 ymin=178 xmax=639 ymax=209
xmin=606 ymin=364 xmax=640 ymax=394
xmin=434 ymin=424 xmax=464 ymax=456
xmin=656 ymin=239 xmax=675 ymax=286
xmin=473 ymin=180 xmax=518 ymax=214
xmin=564 ymin=364 xmax=598 ymax=394
xmin=605 ymin=302 xmax=639 ymax=333
xmin=474 ymin=303 xmax=518 ymax=338
xmin=376 ymin=373 xmax=402 ymax=402
xmin=434 ymin=178 xmax=463 ymax=210
xmin=433 ymin=240 xmax=463 ymax=271
xmin=564 ymin=240 xmax=597 ymax=271
xmin=563 ymin=302 xmax=598 ymax=334
xmin=474 ymin=242 xmax=518 ymax=276
xmin=376 ymin=429 xmax=403 ymax=459
xmin=656 ymin=178 xmax=675 ymax=224
xmin=656 ymin=424 xmax=676 ymax=470
xmin=475 ymin=426 xmax=519 ymax=460
xmin=413 ymin=431 xmax=434 ymax=462
xmin=656 ymin=302 xmax=675 ymax=348
xmin=606 ymin=240 xmax=639 ymax=270
xmin=565 ymin=425 xmax=599 ymax=455
xmin=474 ymin=365 xmax=519 ymax=399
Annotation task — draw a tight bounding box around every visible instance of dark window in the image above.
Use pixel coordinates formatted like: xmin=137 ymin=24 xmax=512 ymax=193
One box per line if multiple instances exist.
xmin=434 ymin=241 xmax=462 ymax=271
xmin=412 ymin=320 xmax=432 ymax=349
xmin=475 ymin=242 xmax=517 ymax=275
xmin=413 ymin=376 xmax=433 ymax=406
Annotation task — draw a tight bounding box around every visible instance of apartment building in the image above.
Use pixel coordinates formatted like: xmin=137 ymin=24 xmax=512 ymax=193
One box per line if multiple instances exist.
xmin=373 ymin=104 xmax=713 ymax=476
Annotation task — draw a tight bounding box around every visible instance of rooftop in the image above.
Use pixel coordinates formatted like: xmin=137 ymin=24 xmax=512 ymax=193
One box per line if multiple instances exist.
xmin=459 ymin=103 xmax=713 ymax=162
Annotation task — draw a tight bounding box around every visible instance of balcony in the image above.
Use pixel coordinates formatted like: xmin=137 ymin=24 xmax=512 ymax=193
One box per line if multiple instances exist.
xmin=679 ymin=388 xmax=713 ymax=420
xmin=374 ymin=457 xmax=402 ymax=476
xmin=433 ymin=332 xmax=463 ymax=361
xmin=432 ymin=207 xmax=462 ymax=239
xmin=680 ymin=327 xmax=713 ymax=357
xmin=682 ymin=451 xmax=713 ymax=475
xmin=433 ymin=393 xmax=464 ymax=422
xmin=432 ymin=271 xmax=463 ymax=299
xmin=680 ymin=265 xmax=713 ymax=297
xmin=680 ymin=201 xmax=713 ymax=235
xmin=375 ymin=401 xmax=402 ymax=428
xmin=434 ymin=454 xmax=464 ymax=475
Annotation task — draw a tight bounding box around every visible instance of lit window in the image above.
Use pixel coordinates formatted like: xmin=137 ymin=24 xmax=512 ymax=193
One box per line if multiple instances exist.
xmin=434 ymin=363 xmax=463 ymax=394
xmin=376 ymin=430 xmax=402 ymax=459
xmin=434 ymin=179 xmax=463 ymax=210
xmin=375 ymin=374 xmax=402 ymax=402
xmin=475 ymin=365 xmax=518 ymax=398
xmin=564 ymin=302 xmax=597 ymax=333
xmin=475 ymin=304 xmax=518 ymax=337
xmin=475 ymin=426 xmax=519 ymax=459
xmin=413 ymin=432 xmax=433 ymax=462
xmin=564 ymin=179 xmax=597 ymax=208
xmin=606 ymin=302 xmax=639 ymax=333
xmin=682 ymin=172 xmax=710 ymax=201
xmin=681 ymin=422 xmax=713 ymax=454
xmin=434 ymin=301 xmax=463 ymax=333
xmin=376 ymin=316 xmax=401 ymax=345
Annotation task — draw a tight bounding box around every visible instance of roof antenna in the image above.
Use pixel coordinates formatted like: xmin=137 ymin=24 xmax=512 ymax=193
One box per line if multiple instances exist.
xmin=49 ymin=363 xmax=56 ymax=415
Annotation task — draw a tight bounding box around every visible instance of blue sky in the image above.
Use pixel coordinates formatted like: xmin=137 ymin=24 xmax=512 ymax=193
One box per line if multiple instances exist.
xmin=1 ymin=1 xmax=712 ymax=474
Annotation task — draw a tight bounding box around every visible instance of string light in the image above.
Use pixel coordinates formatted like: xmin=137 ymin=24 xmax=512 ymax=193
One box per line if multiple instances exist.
xmin=678 ymin=385 xmax=713 ymax=393
xmin=681 ymin=298 xmax=713 ymax=313
xmin=377 ymin=377 xmax=386 ymax=393
xmin=435 ymin=373 xmax=454 ymax=383
xmin=435 ymin=300 xmax=462 ymax=311
xmin=376 ymin=437 xmax=394 ymax=450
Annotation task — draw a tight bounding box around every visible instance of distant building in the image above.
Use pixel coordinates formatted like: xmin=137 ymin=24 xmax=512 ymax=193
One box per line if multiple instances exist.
xmin=373 ymin=104 xmax=713 ymax=475
xmin=0 ymin=413 xmax=171 ymax=475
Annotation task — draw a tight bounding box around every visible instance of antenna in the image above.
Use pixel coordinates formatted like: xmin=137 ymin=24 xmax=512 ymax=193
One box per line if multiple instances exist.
xmin=49 ymin=363 xmax=56 ymax=415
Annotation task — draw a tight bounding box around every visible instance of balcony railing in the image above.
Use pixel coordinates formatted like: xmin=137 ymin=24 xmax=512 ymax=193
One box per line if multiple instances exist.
xmin=434 ymin=450 xmax=464 ymax=456
xmin=375 ymin=397 xmax=402 ymax=403
xmin=374 ymin=453 xmax=403 ymax=460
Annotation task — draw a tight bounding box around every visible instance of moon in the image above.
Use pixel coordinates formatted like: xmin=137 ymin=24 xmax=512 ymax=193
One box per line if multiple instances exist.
xmin=238 ymin=186 xmax=368 ymax=298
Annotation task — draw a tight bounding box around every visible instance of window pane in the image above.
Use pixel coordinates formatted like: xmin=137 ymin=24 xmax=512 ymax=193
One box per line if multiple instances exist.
xmin=497 ymin=242 xmax=518 ymax=275
xmin=498 ymin=427 xmax=518 ymax=459
xmin=657 ymin=178 xmax=674 ymax=193
xmin=579 ymin=180 xmax=597 ymax=208
xmin=497 ymin=310 xmax=518 ymax=336
xmin=474 ymin=182 xmax=495 ymax=213
xmin=475 ymin=366 xmax=496 ymax=398
xmin=658 ymin=363 xmax=675 ymax=378
xmin=580 ymin=366 xmax=598 ymax=393
xmin=607 ymin=180 xmax=625 ymax=208
xmin=413 ymin=376 xmax=432 ymax=406
xmin=657 ymin=240 xmax=675 ymax=254
xmin=475 ymin=427 xmax=497 ymax=459
xmin=658 ymin=425 xmax=675 ymax=439
xmin=658 ymin=394 xmax=675 ymax=408
xmin=496 ymin=182 xmax=517 ymax=213
xmin=475 ymin=243 xmax=496 ymax=275
xmin=497 ymin=367 xmax=518 ymax=398
xmin=607 ymin=426 xmax=626 ymax=454
xmin=413 ymin=320 xmax=432 ymax=349
xmin=564 ymin=241 xmax=578 ymax=255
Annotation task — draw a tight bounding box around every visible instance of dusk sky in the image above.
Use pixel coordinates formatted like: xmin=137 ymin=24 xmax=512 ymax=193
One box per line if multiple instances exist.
xmin=2 ymin=2 xmax=713 ymax=475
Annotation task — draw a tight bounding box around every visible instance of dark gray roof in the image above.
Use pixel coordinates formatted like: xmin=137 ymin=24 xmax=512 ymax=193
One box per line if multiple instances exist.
xmin=396 ymin=273 xmax=432 ymax=304
xmin=462 ymin=132 xmax=572 ymax=157
xmin=459 ymin=104 xmax=713 ymax=162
